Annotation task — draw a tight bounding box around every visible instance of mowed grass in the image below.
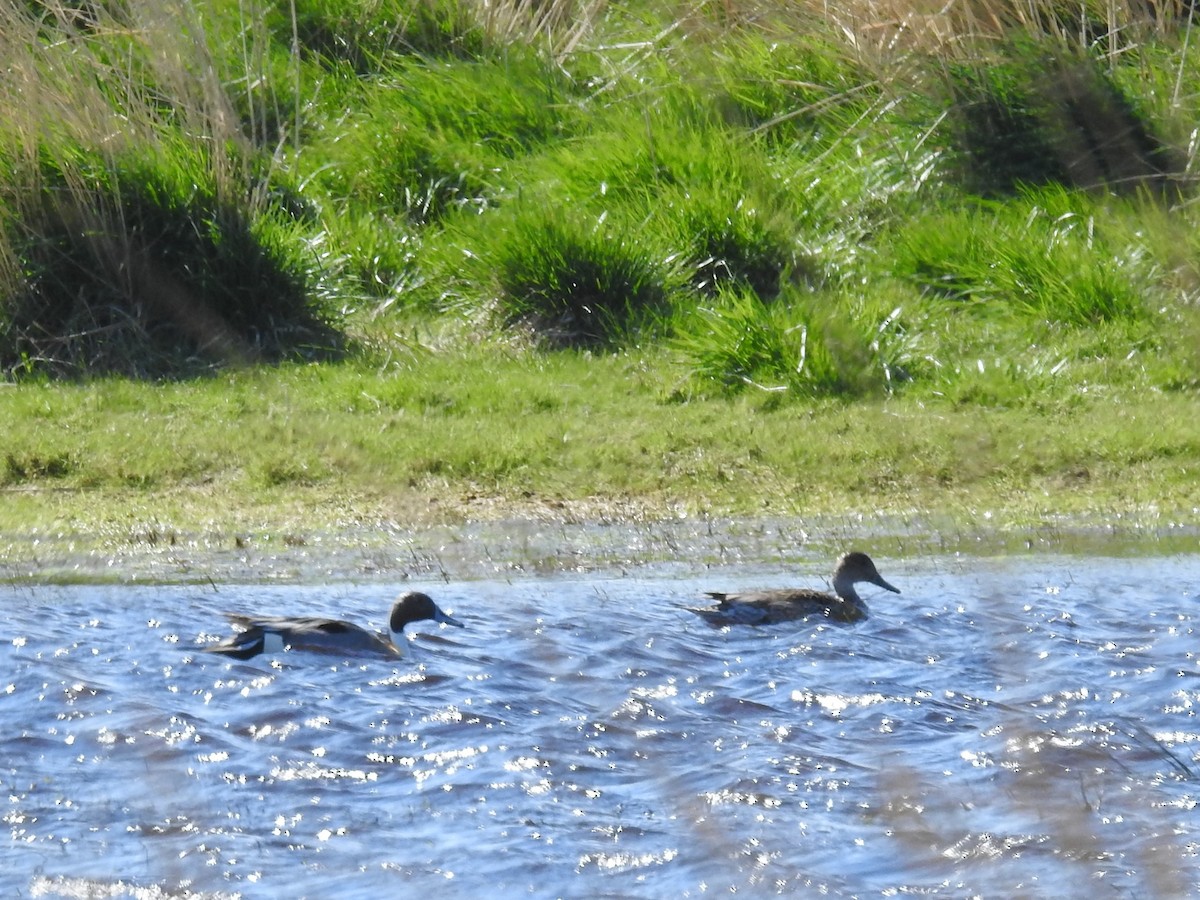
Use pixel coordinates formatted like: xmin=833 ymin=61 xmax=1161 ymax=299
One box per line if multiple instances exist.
xmin=0 ymin=0 xmax=1199 ymax=546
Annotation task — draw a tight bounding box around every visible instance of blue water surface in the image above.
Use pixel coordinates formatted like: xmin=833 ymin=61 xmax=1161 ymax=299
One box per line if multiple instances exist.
xmin=2 ymin=553 xmax=1198 ymax=898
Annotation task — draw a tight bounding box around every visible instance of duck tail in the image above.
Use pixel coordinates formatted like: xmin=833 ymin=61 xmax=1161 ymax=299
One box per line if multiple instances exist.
xmin=205 ymin=631 xmax=266 ymax=660
xmin=677 ymin=603 xmax=734 ymax=627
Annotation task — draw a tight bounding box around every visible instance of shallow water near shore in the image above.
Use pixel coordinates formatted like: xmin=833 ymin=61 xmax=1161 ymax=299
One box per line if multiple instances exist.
xmin=3 ymin=550 xmax=1199 ymax=898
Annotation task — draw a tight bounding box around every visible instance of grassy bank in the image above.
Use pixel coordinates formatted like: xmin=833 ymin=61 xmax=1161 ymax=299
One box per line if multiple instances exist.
xmin=1 ymin=1 xmax=1198 ymax=559
xmin=3 ymin=352 xmax=1197 ymax=545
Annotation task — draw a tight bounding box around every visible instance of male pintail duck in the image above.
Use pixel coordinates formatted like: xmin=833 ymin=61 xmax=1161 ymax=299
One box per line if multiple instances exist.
xmin=206 ymin=591 xmax=463 ymax=659
xmin=689 ymin=551 xmax=899 ymax=625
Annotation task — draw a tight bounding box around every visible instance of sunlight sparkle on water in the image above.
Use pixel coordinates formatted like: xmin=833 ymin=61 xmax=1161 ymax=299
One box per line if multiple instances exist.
xmin=2 ymin=558 xmax=1198 ymax=896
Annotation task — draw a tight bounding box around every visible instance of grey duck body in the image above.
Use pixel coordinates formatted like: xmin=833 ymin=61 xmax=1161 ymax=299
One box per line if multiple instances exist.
xmin=206 ymin=591 xmax=463 ymax=659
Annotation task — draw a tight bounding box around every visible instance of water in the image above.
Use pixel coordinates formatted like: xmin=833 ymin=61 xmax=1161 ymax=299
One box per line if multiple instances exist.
xmin=3 ymin=553 xmax=1198 ymax=898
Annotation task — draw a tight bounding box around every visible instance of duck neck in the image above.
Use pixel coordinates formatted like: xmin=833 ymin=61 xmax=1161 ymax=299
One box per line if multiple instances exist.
xmin=831 ymin=596 xmax=868 ymax=623
xmin=388 ymin=626 xmax=408 ymax=656
xmin=831 ymin=574 xmax=861 ymax=603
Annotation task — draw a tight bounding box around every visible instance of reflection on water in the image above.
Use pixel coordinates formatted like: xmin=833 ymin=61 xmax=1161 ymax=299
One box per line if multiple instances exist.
xmin=2 ymin=555 xmax=1198 ymax=898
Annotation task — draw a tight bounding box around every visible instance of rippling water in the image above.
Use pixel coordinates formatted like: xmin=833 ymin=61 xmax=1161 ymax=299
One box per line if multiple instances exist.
xmin=3 ymin=554 xmax=1198 ymax=898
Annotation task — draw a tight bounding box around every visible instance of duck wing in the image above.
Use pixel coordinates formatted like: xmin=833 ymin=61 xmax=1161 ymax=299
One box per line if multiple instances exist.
xmin=693 ymin=589 xmax=866 ymax=625
xmin=215 ymin=614 xmax=398 ymax=655
xmin=223 ymin=613 xmax=350 ymax=633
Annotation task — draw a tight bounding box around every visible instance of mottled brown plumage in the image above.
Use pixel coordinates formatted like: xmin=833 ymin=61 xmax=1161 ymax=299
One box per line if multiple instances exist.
xmin=690 ymin=551 xmax=899 ymax=626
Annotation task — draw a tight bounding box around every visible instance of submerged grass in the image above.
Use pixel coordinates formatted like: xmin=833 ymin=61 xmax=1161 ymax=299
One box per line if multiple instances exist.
xmin=0 ymin=0 xmax=1198 ymax=538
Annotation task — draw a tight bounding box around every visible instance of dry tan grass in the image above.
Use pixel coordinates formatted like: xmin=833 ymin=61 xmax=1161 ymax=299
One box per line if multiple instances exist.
xmin=643 ymin=0 xmax=1192 ymax=63
xmin=0 ymin=1 xmax=251 ymax=155
xmin=472 ymin=0 xmax=610 ymax=55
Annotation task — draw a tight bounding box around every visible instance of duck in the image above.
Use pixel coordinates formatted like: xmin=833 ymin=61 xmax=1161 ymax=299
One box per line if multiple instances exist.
xmin=689 ymin=551 xmax=899 ymax=626
xmin=205 ymin=591 xmax=463 ymax=659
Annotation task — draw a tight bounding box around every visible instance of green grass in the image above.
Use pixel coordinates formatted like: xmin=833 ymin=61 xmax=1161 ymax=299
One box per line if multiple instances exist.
xmin=312 ymin=51 xmax=581 ymax=222
xmin=484 ymin=203 xmax=678 ymax=347
xmin=940 ymin=39 xmax=1186 ymax=197
xmin=671 ymin=285 xmax=890 ymax=397
xmin=0 ymin=0 xmax=1198 ymax=547
xmin=1 ymin=351 xmax=1197 ymax=524
xmin=0 ymin=144 xmax=341 ymax=377
xmin=889 ymin=189 xmax=1154 ymax=324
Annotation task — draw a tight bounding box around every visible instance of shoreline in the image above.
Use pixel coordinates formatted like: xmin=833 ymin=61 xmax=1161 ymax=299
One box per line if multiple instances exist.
xmin=3 ymin=488 xmax=1194 ymax=584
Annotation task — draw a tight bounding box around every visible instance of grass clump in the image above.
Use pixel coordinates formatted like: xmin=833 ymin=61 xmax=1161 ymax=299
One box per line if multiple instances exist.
xmin=0 ymin=0 xmax=346 ymax=379
xmin=704 ymin=30 xmax=877 ymax=144
xmin=0 ymin=145 xmax=342 ymax=378
xmin=889 ymin=189 xmax=1152 ymax=327
xmin=269 ymin=0 xmax=604 ymax=70
xmin=939 ymin=40 xmax=1186 ymax=197
xmin=276 ymin=0 xmax=482 ymax=70
xmin=316 ymin=52 xmax=581 ymax=223
xmin=657 ymin=183 xmax=816 ymax=299
xmin=486 ymin=206 xmax=676 ymax=349
xmin=672 ymin=285 xmax=896 ymax=398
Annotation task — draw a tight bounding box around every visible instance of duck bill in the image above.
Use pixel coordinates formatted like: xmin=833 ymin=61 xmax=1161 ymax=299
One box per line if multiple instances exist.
xmin=434 ymin=607 xmax=465 ymax=627
xmin=874 ymin=577 xmax=900 ymax=594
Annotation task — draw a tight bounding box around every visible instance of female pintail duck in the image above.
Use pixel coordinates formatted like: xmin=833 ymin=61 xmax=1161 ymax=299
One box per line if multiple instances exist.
xmin=206 ymin=591 xmax=463 ymax=659
xmin=690 ymin=551 xmax=899 ymax=625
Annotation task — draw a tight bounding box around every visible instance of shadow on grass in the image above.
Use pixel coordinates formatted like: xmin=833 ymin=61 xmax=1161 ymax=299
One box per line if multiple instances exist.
xmin=1 ymin=151 xmax=346 ymax=380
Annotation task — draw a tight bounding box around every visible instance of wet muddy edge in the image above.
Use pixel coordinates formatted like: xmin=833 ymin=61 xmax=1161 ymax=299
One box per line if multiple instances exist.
xmin=2 ymin=503 xmax=1195 ymax=585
